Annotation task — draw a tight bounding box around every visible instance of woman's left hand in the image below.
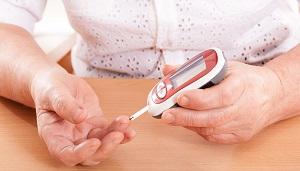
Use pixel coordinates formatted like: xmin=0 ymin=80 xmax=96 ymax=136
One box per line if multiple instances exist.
xmin=161 ymin=61 xmax=285 ymax=144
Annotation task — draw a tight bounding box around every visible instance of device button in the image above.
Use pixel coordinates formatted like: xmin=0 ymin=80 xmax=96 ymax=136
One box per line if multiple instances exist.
xmin=156 ymin=82 xmax=167 ymax=99
xmin=156 ymin=82 xmax=165 ymax=90
xmin=157 ymin=87 xmax=167 ymax=99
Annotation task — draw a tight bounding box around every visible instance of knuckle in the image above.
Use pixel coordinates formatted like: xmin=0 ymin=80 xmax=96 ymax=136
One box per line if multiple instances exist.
xmin=183 ymin=111 xmax=197 ymax=126
xmin=206 ymin=113 xmax=218 ymax=127
xmin=218 ymin=110 xmax=231 ymax=124
xmin=204 ymin=104 xmax=236 ymax=129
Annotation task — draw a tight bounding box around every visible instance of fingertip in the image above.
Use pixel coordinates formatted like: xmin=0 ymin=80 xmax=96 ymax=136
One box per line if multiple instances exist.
xmin=129 ymin=129 xmax=136 ymax=138
xmin=121 ymin=129 xmax=136 ymax=144
xmin=126 ymin=129 xmax=136 ymax=140
xmin=113 ymin=116 xmax=130 ymax=131
xmin=115 ymin=115 xmax=130 ymax=124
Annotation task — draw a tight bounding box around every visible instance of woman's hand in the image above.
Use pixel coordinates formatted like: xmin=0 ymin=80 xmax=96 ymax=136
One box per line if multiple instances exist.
xmin=161 ymin=61 xmax=285 ymax=144
xmin=31 ymin=69 xmax=136 ymax=166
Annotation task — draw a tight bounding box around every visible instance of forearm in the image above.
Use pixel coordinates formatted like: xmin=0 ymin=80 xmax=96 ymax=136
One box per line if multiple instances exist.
xmin=265 ymin=44 xmax=300 ymax=121
xmin=0 ymin=23 xmax=65 ymax=107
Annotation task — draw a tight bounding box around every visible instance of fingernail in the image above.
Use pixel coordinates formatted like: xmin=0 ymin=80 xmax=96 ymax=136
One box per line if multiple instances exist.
xmin=179 ymin=95 xmax=189 ymax=106
xmin=162 ymin=112 xmax=175 ymax=124
xmin=116 ymin=116 xmax=129 ymax=124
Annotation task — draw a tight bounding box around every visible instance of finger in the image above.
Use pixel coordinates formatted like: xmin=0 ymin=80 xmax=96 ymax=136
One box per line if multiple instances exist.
xmin=121 ymin=128 xmax=136 ymax=144
xmin=108 ymin=116 xmax=131 ymax=132
xmin=88 ymin=115 xmax=131 ymax=139
xmin=161 ymin=106 xmax=236 ymax=127
xmin=162 ymin=65 xmax=179 ymax=76
xmin=86 ymin=116 xmax=109 ymax=130
xmin=46 ymin=135 xmax=101 ymax=166
xmin=177 ymin=73 xmax=245 ymax=110
xmin=49 ymin=89 xmax=87 ymax=124
xmin=88 ymin=121 xmax=135 ymax=144
xmin=81 ymin=132 xmax=124 ymax=166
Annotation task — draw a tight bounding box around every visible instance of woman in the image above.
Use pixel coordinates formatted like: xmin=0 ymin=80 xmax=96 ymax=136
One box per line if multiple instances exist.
xmin=0 ymin=0 xmax=300 ymax=166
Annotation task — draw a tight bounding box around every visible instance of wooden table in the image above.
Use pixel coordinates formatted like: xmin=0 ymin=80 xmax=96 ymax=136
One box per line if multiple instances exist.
xmin=1 ymin=79 xmax=300 ymax=171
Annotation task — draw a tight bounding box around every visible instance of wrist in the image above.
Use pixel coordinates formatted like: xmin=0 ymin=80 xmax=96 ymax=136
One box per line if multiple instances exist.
xmin=29 ymin=63 xmax=67 ymax=107
xmin=263 ymin=45 xmax=300 ymax=122
xmin=262 ymin=65 xmax=287 ymax=125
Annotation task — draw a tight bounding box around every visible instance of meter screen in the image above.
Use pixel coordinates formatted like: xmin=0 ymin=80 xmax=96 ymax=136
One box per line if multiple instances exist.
xmin=170 ymin=56 xmax=206 ymax=88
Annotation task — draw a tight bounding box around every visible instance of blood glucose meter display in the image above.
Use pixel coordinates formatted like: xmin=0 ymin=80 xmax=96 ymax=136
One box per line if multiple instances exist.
xmin=151 ymin=49 xmax=219 ymax=105
xmin=169 ymin=56 xmax=206 ymax=88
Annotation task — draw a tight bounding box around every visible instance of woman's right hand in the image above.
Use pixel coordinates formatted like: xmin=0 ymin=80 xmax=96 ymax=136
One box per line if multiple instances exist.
xmin=30 ymin=68 xmax=136 ymax=166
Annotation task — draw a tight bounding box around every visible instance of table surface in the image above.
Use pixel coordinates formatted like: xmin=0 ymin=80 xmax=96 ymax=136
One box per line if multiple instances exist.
xmin=1 ymin=79 xmax=300 ymax=171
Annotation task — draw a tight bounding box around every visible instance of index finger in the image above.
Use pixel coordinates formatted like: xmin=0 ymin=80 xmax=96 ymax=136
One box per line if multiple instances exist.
xmin=88 ymin=115 xmax=133 ymax=140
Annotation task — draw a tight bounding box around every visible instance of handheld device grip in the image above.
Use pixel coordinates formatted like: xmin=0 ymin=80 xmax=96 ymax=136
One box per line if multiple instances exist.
xmin=148 ymin=48 xmax=227 ymax=119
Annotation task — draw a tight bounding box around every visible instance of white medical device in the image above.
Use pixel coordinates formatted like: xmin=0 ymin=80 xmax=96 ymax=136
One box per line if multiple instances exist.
xmin=129 ymin=48 xmax=226 ymax=120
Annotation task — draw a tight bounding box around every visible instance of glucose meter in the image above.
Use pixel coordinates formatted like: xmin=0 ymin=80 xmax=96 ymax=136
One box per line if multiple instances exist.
xmin=129 ymin=48 xmax=226 ymax=120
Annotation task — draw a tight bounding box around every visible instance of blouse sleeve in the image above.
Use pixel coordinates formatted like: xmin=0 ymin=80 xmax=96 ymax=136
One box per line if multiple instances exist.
xmin=0 ymin=0 xmax=46 ymax=33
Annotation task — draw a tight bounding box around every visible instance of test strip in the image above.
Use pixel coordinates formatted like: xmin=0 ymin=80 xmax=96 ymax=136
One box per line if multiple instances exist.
xmin=129 ymin=106 xmax=149 ymax=120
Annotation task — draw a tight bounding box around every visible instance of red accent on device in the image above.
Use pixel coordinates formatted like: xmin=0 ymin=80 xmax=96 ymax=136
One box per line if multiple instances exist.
xmin=151 ymin=49 xmax=218 ymax=104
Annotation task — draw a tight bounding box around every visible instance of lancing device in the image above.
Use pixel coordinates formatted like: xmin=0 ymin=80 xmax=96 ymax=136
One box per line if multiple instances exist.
xmin=129 ymin=48 xmax=227 ymax=120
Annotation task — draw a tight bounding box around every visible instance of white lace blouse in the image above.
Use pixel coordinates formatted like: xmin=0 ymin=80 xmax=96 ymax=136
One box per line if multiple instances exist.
xmin=1 ymin=0 xmax=300 ymax=78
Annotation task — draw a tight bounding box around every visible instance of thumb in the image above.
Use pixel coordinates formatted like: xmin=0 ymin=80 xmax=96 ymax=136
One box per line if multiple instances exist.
xmin=162 ymin=65 xmax=180 ymax=76
xmin=49 ymin=89 xmax=87 ymax=124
